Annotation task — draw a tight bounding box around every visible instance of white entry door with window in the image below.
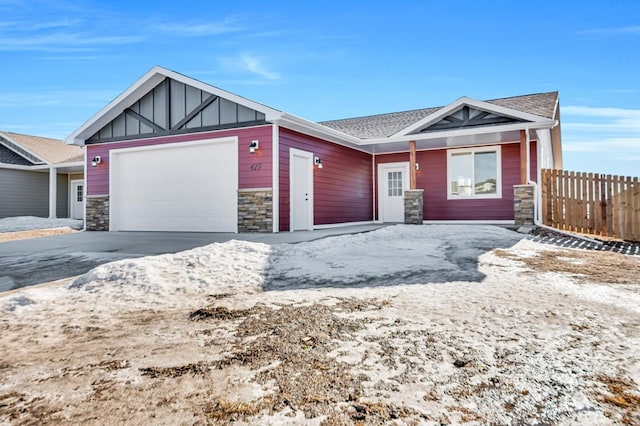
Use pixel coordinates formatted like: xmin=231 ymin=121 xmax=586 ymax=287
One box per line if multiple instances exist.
xmin=70 ymin=180 xmax=84 ymax=220
xmin=378 ymin=162 xmax=410 ymax=222
xmin=290 ymin=148 xmax=313 ymax=231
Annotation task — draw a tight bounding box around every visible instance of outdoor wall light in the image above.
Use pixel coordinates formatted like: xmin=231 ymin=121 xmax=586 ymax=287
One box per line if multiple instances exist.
xmin=314 ymin=156 xmax=323 ymax=169
xmin=91 ymin=155 xmax=101 ymax=167
xmin=415 ymin=163 xmax=420 ymax=171
xmin=249 ymin=140 xmax=259 ymax=153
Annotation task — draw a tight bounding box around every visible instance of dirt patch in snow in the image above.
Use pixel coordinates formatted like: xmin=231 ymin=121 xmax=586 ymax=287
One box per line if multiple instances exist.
xmin=595 ymin=375 xmax=640 ymax=424
xmin=0 ymin=227 xmax=77 ymax=243
xmin=191 ymin=299 xmax=426 ymax=424
xmin=494 ymin=247 xmax=640 ymax=284
xmin=1 ymin=227 xmax=639 ymax=425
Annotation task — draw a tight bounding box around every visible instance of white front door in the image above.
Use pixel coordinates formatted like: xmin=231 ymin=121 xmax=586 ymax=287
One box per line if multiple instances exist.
xmin=290 ymin=148 xmax=313 ymax=231
xmin=70 ymin=180 xmax=84 ymax=220
xmin=378 ymin=162 xmax=410 ymax=222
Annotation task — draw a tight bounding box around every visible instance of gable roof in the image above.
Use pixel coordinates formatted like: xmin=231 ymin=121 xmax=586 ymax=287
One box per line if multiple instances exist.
xmin=0 ymin=143 xmax=34 ymax=165
xmin=67 ymin=66 xmax=283 ymax=145
xmin=0 ymin=131 xmax=83 ymax=164
xmin=320 ymin=92 xmax=558 ymax=139
xmin=66 ymin=65 xmax=559 ymax=155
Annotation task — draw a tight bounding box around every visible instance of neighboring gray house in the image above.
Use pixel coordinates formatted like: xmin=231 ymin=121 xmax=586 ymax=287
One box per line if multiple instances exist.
xmin=0 ymin=131 xmax=84 ymax=219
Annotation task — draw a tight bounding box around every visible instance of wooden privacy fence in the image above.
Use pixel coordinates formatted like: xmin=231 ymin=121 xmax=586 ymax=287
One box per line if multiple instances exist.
xmin=541 ymin=169 xmax=640 ymax=242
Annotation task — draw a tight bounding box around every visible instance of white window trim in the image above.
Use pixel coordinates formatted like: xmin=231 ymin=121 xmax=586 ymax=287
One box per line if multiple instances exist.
xmin=447 ymin=145 xmax=502 ymax=200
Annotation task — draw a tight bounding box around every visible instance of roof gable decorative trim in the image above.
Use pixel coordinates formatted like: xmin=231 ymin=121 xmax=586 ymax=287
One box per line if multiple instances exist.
xmin=67 ymin=66 xmax=283 ymax=145
xmin=392 ymin=97 xmax=555 ymax=137
xmin=412 ymin=105 xmax=526 ymax=133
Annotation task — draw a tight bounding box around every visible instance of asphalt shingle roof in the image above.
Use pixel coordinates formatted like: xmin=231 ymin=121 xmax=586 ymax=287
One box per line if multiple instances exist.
xmin=320 ymin=91 xmax=558 ymax=139
xmin=0 ymin=132 xmax=83 ymax=164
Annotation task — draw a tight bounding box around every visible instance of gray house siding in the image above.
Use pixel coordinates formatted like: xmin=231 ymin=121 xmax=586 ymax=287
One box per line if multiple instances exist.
xmin=0 ymin=168 xmax=48 ymax=218
xmin=0 ymin=169 xmax=73 ymax=218
xmin=56 ymin=174 xmax=69 ymax=218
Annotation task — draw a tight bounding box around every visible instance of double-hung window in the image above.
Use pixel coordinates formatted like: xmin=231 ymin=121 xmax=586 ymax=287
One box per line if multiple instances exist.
xmin=447 ymin=146 xmax=502 ymax=199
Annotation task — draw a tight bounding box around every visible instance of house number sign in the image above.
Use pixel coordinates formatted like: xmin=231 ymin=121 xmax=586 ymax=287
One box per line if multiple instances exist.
xmin=249 ymin=163 xmax=262 ymax=171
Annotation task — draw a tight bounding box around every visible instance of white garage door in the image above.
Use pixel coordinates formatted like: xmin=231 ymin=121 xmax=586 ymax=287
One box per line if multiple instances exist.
xmin=110 ymin=138 xmax=238 ymax=232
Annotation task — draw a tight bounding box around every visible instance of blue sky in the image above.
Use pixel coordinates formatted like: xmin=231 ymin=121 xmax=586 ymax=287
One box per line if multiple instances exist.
xmin=1 ymin=0 xmax=638 ymax=177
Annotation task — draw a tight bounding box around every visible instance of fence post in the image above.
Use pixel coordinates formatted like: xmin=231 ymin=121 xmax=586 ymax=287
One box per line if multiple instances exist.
xmin=606 ymin=175 xmax=613 ymax=237
xmin=624 ymin=177 xmax=633 ymax=240
xmin=632 ymin=177 xmax=640 ymax=241
xmin=553 ymin=169 xmax=560 ymax=228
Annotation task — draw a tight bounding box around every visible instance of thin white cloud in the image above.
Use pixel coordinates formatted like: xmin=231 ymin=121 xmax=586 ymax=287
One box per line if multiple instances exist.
xmin=43 ymin=55 xmax=106 ymax=61
xmin=0 ymin=32 xmax=144 ymax=51
xmin=217 ymin=54 xmax=282 ymax=81
xmin=156 ymin=16 xmax=244 ymax=37
xmin=577 ymin=25 xmax=640 ymax=36
xmin=0 ymin=90 xmax=119 ymax=108
xmin=563 ymin=105 xmax=640 ymax=118
xmin=563 ymin=122 xmax=640 ymax=134
xmin=562 ymin=105 xmax=640 ymax=136
xmin=562 ymin=104 xmax=640 ymax=175
xmin=604 ymin=89 xmax=637 ymax=94
xmin=239 ymin=54 xmax=281 ymax=80
xmin=563 ymin=137 xmax=640 ymax=153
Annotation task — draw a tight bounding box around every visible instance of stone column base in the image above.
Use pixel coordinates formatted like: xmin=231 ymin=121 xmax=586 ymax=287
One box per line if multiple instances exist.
xmin=404 ymin=189 xmax=424 ymax=225
xmin=514 ymin=184 xmax=535 ymax=226
xmin=238 ymin=188 xmax=273 ymax=233
xmin=86 ymin=195 xmax=109 ymax=231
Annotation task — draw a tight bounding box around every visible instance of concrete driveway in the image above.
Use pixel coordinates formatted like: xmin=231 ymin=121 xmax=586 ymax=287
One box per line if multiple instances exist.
xmin=0 ymin=225 xmax=383 ymax=292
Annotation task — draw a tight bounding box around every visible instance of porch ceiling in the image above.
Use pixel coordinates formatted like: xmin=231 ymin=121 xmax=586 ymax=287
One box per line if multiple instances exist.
xmin=55 ymin=164 xmax=84 ymax=174
xmin=370 ymin=129 xmax=525 ymax=154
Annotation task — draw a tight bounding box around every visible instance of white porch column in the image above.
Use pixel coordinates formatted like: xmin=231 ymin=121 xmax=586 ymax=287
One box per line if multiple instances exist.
xmin=49 ymin=167 xmax=57 ymax=218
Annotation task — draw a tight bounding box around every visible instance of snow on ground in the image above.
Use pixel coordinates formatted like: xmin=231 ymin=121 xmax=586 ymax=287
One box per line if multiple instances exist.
xmin=1 ymin=225 xmax=639 ymax=425
xmin=0 ymin=216 xmax=83 ymax=232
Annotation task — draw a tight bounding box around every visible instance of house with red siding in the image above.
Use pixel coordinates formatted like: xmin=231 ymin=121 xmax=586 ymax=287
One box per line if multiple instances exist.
xmin=66 ymin=66 xmax=561 ymax=232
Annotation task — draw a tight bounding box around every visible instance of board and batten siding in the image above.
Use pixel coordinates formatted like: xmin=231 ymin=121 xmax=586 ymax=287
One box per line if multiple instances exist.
xmin=375 ymin=141 xmax=537 ymax=221
xmin=278 ymin=128 xmax=373 ymax=231
xmin=0 ymin=169 xmax=71 ymax=218
xmin=86 ymin=125 xmax=272 ymax=196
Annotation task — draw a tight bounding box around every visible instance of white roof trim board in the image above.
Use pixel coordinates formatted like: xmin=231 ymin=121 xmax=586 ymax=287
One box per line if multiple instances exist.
xmin=66 ymin=66 xmax=559 ymax=150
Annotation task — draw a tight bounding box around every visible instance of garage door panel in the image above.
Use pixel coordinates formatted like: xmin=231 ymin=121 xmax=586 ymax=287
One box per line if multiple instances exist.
xmin=120 ymin=213 xmax=236 ymax=232
xmin=110 ymin=138 xmax=238 ymax=232
xmin=120 ymin=199 xmax=233 ymax=214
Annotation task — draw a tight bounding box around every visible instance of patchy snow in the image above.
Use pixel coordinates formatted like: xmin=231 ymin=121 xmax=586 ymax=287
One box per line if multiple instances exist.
xmin=265 ymin=225 xmax=522 ymax=289
xmin=69 ymin=239 xmax=271 ymax=305
xmin=0 ymin=216 xmax=83 ymax=232
xmin=1 ymin=224 xmax=639 ymax=424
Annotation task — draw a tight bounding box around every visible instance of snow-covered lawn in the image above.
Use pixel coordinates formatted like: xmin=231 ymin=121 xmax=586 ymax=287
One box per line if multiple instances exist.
xmin=1 ymin=225 xmax=639 ymax=425
xmin=0 ymin=216 xmax=83 ymax=233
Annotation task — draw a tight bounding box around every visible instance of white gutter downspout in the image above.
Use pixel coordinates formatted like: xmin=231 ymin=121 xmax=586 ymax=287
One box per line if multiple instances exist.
xmin=525 ymin=127 xmax=544 ymax=227
xmin=530 ymin=128 xmax=553 ymax=227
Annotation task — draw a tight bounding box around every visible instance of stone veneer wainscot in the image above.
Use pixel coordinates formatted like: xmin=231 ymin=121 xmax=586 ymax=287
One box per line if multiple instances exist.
xmin=86 ymin=195 xmax=109 ymax=231
xmin=237 ymin=189 xmax=273 ymax=233
xmin=404 ymin=189 xmax=424 ymax=225
xmin=514 ymin=184 xmax=535 ymax=226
